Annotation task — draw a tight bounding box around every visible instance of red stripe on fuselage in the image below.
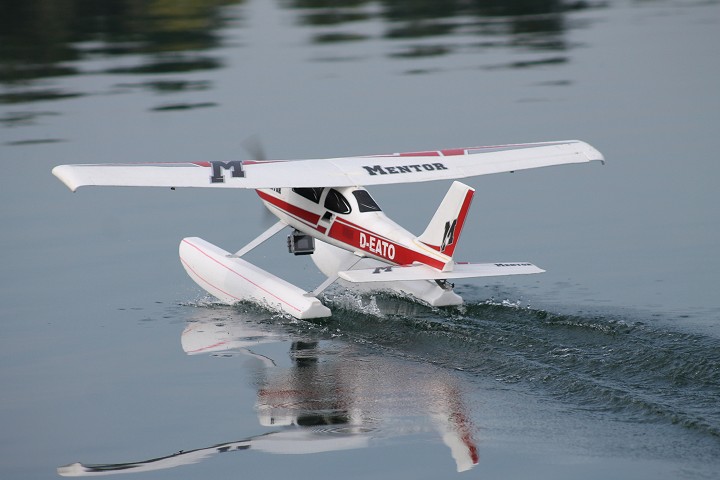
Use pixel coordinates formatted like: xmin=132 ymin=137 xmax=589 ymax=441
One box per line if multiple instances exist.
xmin=256 ymin=190 xmax=446 ymax=270
xmin=330 ymin=217 xmax=446 ymax=270
xmin=256 ymin=190 xmax=321 ymax=225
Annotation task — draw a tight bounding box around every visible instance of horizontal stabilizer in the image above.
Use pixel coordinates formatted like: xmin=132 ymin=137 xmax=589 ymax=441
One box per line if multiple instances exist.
xmin=338 ymin=262 xmax=544 ymax=283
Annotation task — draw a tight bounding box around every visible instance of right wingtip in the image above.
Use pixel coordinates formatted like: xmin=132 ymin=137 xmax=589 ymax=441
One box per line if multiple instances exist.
xmin=581 ymin=141 xmax=606 ymax=165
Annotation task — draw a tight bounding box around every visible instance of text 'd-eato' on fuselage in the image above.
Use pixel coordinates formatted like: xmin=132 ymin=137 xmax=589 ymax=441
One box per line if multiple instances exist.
xmin=256 ymin=186 xmax=454 ymax=271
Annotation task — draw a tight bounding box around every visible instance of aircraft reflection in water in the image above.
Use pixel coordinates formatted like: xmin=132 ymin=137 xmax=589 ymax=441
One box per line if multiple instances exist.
xmin=58 ymin=311 xmax=478 ymax=476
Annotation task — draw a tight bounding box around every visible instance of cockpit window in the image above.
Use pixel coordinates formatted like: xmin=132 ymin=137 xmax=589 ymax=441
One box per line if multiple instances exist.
xmin=292 ymin=187 xmax=325 ymax=204
xmin=324 ymin=189 xmax=352 ymax=214
xmin=352 ymin=190 xmax=382 ymax=212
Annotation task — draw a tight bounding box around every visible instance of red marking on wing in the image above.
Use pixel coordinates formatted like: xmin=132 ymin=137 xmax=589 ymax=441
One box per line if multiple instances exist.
xmin=243 ymin=160 xmax=285 ymax=165
xmin=368 ymin=147 xmax=468 ymax=158
xmin=440 ymin=148 xmax=466 ymax=156
xmin=367 ymin=151 xmax=440 ymax=158
xmin=399 ymin=151 xmax=440 ymax=157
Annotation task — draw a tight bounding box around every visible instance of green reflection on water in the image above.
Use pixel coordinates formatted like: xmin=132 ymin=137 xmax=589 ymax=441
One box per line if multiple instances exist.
xmin=0 ymin=0 xmax=244 ymax=85
xmin=0 ymin=0 xmax=601 ymax=106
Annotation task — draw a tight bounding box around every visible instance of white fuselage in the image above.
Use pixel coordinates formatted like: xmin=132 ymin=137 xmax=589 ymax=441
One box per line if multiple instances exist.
xmin=256 ymin=186 xmax=452 ymax=270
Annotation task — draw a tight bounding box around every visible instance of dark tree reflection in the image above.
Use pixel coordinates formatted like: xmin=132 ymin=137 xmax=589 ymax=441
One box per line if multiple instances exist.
xmin=283 ymin=0 xmax=600 ymax=53
xmin=0 ymin=0 xmax=243 ymax=86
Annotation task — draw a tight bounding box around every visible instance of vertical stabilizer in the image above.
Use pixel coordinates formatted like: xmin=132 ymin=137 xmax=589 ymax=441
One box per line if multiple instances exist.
xmin=416 ymin=181 xmax=474 ymax=258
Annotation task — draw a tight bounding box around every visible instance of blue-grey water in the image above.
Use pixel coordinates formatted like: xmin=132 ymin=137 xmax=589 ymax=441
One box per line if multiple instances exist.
xmin=1 ymin=0 xmax=719 ymax=478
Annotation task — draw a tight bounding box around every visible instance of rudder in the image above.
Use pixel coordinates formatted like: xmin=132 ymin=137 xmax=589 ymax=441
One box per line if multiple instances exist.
xmin=416 ymin=181 xmax=474 ymax=257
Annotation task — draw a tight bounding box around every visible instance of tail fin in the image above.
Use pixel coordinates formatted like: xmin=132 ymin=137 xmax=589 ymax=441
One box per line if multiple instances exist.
xmin=417 ymin=181 xmax=475 ymax=258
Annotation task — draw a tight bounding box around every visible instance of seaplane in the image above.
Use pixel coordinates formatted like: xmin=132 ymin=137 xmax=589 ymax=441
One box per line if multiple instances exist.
xmin=52 ymin=140 xmax=604 ymax=319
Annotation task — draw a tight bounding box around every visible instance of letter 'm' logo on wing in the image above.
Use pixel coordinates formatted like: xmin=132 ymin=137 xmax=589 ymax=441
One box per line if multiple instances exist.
xmin=210 ymin=161 xmax=245 ymax=183
xmin=372 ymin=266 xmax=393 ymax=274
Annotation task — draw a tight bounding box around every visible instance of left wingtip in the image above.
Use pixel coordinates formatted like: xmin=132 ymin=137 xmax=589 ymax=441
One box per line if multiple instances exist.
xmin=52 ymin=165 xmax=79 ymax=192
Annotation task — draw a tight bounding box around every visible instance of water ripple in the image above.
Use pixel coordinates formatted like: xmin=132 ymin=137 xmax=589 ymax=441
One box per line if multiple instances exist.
xmin=306 ymin=294 xmax=720 ymax=443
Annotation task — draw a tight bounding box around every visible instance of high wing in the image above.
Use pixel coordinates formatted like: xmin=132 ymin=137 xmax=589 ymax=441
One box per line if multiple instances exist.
xmin=53 ymin=140 xmax=604 ymax=192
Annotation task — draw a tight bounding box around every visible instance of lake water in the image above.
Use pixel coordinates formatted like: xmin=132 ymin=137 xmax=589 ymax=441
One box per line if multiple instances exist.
xmin=1 ymin=0 xmax=719 ymax=478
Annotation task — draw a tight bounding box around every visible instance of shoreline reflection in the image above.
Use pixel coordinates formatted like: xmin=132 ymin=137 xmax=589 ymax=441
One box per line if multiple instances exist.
xmin=1 ymin=0 xmax=604 ymax=107
xmin=58 ymin=309 xmax=478 ymax=476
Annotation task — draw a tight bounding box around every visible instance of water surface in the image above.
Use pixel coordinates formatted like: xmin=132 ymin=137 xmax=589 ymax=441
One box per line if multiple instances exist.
xmin=1 ymin=0 xmax=719 ymax=478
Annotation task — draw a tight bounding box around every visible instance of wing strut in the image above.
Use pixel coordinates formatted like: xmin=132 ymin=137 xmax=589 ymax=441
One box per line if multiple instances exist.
xmin=228 ymin=220 xmax=286 ymax=258
xmin=307 ymin=254 xmax=363 ymax=297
